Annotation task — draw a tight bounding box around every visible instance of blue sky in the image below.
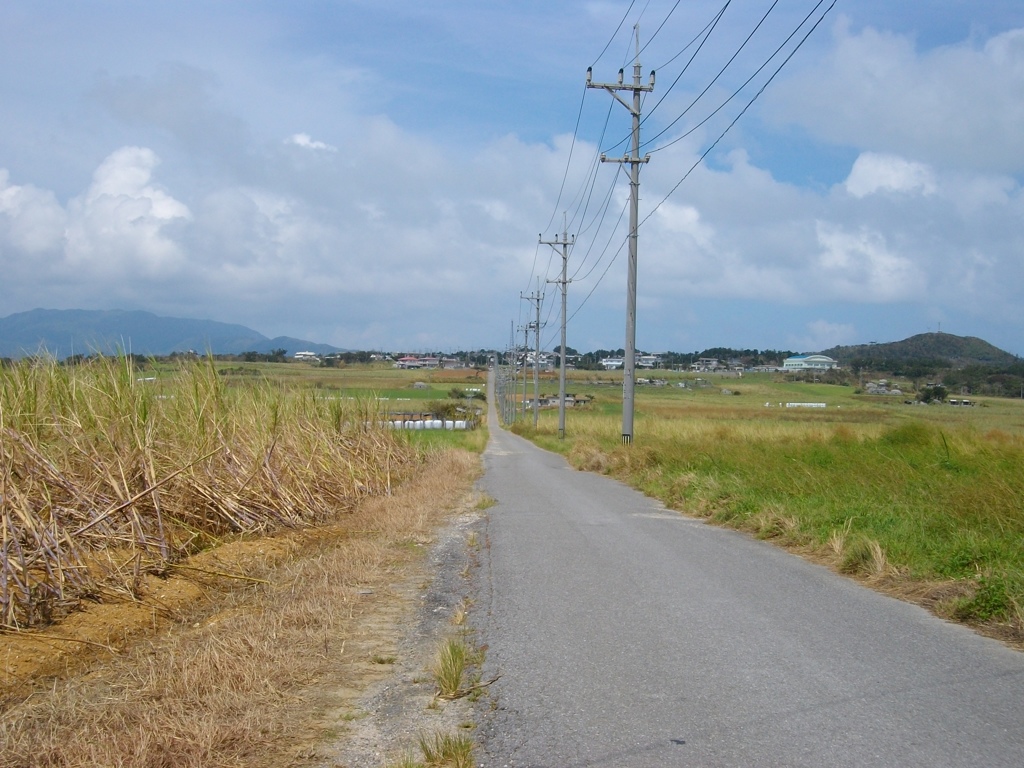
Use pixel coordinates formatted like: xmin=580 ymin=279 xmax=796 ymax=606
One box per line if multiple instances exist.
xmin=2 ymin=1 xmax=1023 ymax=355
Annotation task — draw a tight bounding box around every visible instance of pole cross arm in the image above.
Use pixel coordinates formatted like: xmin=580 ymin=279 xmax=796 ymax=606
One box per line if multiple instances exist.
xmin=600 ymin=153 xmax=651 ymax=165
xmin=586 ymin=70 xmax=655 ymax=115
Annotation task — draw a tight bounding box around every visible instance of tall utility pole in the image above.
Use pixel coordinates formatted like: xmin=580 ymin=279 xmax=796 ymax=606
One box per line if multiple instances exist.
xmin=541 ymin=221 xmax=574 ymax=440
xmin=587 ymin=25 xmax=654 ymax=445
xmin=518 ymin=323 xmax=530 ymax=420
xmin=521 ymin=283 xmax=544 ymax=428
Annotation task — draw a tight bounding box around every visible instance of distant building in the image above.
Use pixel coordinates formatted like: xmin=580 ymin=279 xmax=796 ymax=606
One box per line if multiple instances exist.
xmin=395 ymin=355 xmax=440 ymax=369
xmin=637 ymin=354 xmax=663 ymax=369
xmin=782 ymin=354 xmax=838 ymax=371
xmin=690 ymin=357 xmax=720 ymax=372
xmin=599 ymin=353 xmax=661 ymax=370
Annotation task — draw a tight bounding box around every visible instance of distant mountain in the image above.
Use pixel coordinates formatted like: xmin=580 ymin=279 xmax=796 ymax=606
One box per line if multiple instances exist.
xmin=248 ymin=337 xmax=346 ymax=357
xmin=0 ymin=309 xmax=345 ymax=359
xmin=821 ymin=333 xmax=1018 ymax=367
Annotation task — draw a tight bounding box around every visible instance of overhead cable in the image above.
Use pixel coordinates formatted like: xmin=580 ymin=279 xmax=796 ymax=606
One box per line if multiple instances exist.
xmin=591 ymin=0 xmax=637 ymax=68
xmin=649 ymin=0 xmax=829 ymax=156
xmin=641 ymin=0 xmax=838 ymax=226
xmin=541 ymin=84 xmax=589 ymax=235
xmin=602 ymin=1 xmax=731 ymax=156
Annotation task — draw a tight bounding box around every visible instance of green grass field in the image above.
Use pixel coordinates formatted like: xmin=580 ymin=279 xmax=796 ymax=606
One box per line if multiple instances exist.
xmin=512 ymin=370 xmax=1024 ymax=640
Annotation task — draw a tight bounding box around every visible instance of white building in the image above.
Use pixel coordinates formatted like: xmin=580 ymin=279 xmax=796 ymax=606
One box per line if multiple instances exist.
xmin=637 ymin=354 xmax=663 ymax=369
xmin=782 ymin=354 xmax=838 ymax=371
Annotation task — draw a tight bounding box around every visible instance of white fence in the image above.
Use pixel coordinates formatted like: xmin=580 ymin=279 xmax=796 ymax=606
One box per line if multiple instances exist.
xmin=386 ymin=419 xmax=471 ymax=430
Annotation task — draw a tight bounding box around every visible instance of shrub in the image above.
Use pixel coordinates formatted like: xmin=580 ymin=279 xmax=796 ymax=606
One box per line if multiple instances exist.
xmin=954 ymin=576 xmax=1012 ymax=622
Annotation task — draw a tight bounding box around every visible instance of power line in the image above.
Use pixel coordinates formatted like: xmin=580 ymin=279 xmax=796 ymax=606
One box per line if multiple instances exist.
xmin=573 ymin=186 xmax=629 ymax=282
xmin=641 ymin=0 xmax=733 ymax=126
xmin=602 ymin=1 xmax=732 ymax=156
xmin=651 ymin=1 xmax=726 ymax=71
xmin=641 ymin=0 xmax=838 ymax=224
xmin=591 ymin=0 xmax=638 ymax=68
xmin=640 ymin=0 xmax=779 ymax=149
xmin=522 ymin=240 xmax=541 ymax=297
xmin=564 ymin=236 xmax=628 ymax=331
xmin=566 ymin=100 xmax=616 ymax=238
xmin=541 ymin=84 xmax=589 ymax=235
xmin=636 ymin=0 xmax=684 ymax=62
xmin=642 ymin=0 xmax=804 ymax=153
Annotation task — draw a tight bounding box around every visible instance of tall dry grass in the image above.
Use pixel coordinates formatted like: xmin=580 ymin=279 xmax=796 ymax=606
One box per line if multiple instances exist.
xmin=0 ymin=448 xmax=482 ymax=767
xmin=1 ymin=356 xmax=417 ymax=629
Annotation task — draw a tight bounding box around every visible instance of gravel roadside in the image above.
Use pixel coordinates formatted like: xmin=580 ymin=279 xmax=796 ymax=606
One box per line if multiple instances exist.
xmin=320 ymin=506 xmax=485 ymax=767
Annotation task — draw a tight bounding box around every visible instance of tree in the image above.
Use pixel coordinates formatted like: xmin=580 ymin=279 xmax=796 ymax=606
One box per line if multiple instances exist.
xmin=917 ymin=385 xmax=948 ymax=404
xmin=427 ymin=400 xmax=459 ymax=421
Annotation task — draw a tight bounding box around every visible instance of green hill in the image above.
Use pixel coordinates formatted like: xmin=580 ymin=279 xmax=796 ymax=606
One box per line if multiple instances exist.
xmin=821 ymin=333 xmax=1017 ymax=368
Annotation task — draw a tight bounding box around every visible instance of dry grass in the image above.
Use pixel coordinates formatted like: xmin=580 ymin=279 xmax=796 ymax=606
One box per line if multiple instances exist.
xmin=432 ymin=638 xmax=470 ymax=699
xmin=416 ymin=730 xmax=475 ymax=767
xmin=1 ymin=356 xmax=418 ymax=629
xmin=838 ymin=536 xmax=892 ymax=578
xmin=0 ymin=447 xmax=481 ymax=767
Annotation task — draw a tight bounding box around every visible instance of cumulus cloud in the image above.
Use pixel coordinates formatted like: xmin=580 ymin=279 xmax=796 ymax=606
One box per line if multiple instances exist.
xmin=65 ymin=147 xmax=191 ymax=276
xmin=0 ymin=170 xmax=66 ymax=253
xmin=767 ymin=20 xmax=1024 ymax=173
xmin=654 ymin=201 xmax=715 ymax=250
xmin=813 ymin=222 xmax=924 ymax=303
xmin=3 ymin=147 xmax=193 ymax=275
xmin=844 ymin=152 xmax=937 ymax=198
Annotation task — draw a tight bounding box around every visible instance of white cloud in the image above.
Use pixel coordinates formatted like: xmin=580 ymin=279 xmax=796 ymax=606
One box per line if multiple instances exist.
xmin=64 ymin=147 xmax=191 ymax=276
xmin=654 ymin=201 xmax=714 ymax=250
xmin=768 ymin=20 xmax=1024 ymax=173
xmin=0 ymin=170 xmax=66 ymax=253
xmin=286 ymin=133 xmax=337 ymax=152
xmin=844 ymin=152 xmax=936 ymax=198
xmin=356 ymin=201 xmax=385 ymax=221
xmin=2 ymin=147 xmax=192 ymax=284
xmin=814 ymin=222 xmax=925 ymax=303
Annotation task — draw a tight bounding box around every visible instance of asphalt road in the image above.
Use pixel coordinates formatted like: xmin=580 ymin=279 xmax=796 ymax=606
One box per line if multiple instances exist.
xmin=472 ymin=378 xmax=1024 ymax=767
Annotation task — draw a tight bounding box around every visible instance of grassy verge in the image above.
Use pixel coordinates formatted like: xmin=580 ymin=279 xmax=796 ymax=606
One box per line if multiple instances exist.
xmin=512 ymin=380 xmax=1024 ymax=643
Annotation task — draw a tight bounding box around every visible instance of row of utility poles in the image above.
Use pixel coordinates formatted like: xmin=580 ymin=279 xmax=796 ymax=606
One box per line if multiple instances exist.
xmin=501 ymin=26 xmax=654 ymax=444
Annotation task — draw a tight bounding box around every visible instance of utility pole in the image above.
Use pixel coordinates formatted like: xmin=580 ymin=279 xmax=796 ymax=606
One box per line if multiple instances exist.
xmin=542 ymin=219 xmax=574 ymax=439
xmin=518 ymin=323 xmax=530 ymax=420
xmin=505 ymin=320 xmax=515 ymax=424
xmin=587 ymin=24 xmax=654 ymax=445
xmin=521 ymin=283 xmax=544 ymax=428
